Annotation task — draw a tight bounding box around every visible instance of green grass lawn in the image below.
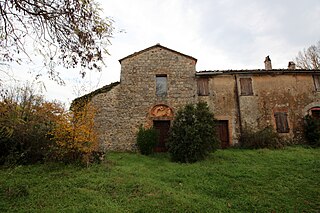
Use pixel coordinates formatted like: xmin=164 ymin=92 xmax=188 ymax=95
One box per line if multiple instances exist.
xmin=0 ymin=147 xmax=319 ymax=212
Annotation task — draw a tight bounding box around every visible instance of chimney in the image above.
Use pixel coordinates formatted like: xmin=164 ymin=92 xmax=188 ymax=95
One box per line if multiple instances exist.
xmin=264 ymin=56 xmax=272 ymax=70
xmin=288 ymin=61 xmax=296 ymax=70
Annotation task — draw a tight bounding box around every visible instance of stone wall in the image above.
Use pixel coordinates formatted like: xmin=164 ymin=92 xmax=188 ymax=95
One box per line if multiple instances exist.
xmin=80 ymin=44 xmax=320 ymax=151
xmin=92 ymin=45 xmax=197 ymax=151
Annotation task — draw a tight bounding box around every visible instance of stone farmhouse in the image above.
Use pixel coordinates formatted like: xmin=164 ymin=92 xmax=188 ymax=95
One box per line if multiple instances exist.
xmin=72 ymin=44 xmax=320 ymax=151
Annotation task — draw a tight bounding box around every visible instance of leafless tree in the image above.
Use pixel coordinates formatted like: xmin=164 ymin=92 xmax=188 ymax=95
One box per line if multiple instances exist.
xmin=0 ymin=0 xmax=114 ymax=82
xmin=295 ymin=41 xmax=320 ymax=69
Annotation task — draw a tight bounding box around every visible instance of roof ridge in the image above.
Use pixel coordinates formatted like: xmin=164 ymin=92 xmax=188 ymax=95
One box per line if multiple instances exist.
xmin=119 ymin=44 xmax=197 ymax=63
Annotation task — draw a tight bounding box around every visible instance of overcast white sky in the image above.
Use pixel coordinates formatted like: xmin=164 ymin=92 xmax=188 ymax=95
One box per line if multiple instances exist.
xmin=2 ymin=0 xmax=320 ymax=106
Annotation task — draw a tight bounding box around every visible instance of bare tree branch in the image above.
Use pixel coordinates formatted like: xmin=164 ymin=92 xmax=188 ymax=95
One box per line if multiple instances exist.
xmin=295 ymin=41 xmax=320 ymax=69
xmin=0 ymin=0 xmax=114 ymax=83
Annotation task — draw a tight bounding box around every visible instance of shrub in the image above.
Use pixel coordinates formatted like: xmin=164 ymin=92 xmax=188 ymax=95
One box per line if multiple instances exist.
xmin=240 ymin=126 xmax=285 ymax=149
xmin=0 ymin=84 xmax=102 ymax=166
xmin=167 ymin=102 xmax=219 ymax=163
xmin=304 ymin=115 xmax=320 ymax=147
xmin=0 ymin=84 xmax=64 ymax=165
xmin=136 ymin=126 xmax=158 ymax=155
xmin=50 ymin=103 xmax=100 ymax=165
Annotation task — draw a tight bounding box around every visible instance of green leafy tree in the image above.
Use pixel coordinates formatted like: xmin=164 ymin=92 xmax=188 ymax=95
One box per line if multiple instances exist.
xmin=0 ymin=0 xmax=114 ymax=82
xmin=167 ymin=102 xmax=219 ymax=163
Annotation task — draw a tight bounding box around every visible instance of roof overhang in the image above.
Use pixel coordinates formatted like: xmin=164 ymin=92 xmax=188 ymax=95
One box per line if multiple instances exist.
xmin=196 ymin=69 xmax=320 ymax=76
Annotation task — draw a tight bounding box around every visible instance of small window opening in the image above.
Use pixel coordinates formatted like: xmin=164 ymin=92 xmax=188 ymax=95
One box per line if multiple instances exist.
xmin=197 ymin=78 xmax=209 ymax=96
xmin=240 ymin=78 xmax=253 ymax=96
xmin=313 ymin=75 xmax=320 ymax=91
xmin=156 ymin=75 xmax=167 ymax=97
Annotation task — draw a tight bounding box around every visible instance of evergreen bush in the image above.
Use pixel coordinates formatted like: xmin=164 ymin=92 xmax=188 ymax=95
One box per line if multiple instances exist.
xmin=136 ymin=126 xmax=158 ymax=155
xmin=304 ymin=115 xmax=320 ymax=147
xmin=167 ymin=102 xmax=219 ymax=163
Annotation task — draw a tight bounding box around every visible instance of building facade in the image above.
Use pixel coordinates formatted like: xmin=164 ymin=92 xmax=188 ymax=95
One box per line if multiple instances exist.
xmin=72 ymin=44 xmax=320 ymax=151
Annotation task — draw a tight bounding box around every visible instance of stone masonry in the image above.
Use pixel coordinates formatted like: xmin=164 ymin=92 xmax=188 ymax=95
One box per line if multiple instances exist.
xmin=73 ymin=44 xmax=320 ymax=151
xmin=90 ymin=44 xmax=197 ymax=151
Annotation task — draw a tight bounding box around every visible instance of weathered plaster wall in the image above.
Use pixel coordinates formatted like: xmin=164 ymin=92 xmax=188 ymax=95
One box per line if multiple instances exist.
xmin=238 ymin=73 xmax=320 ymax=142
xmin=198 ymin=75 xmax=240 ymax=145
xmin=198 ymin=73 xmax=320 ymax=145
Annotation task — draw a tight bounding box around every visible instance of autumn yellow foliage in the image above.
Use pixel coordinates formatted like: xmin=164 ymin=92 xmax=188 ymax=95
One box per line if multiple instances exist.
xmin=0 ymin=84 xmax=67 ymax=165
xmin=51 ymin=103 xmax=98 ymax=165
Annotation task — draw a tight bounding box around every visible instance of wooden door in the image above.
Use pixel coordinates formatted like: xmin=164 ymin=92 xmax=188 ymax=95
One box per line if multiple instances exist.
xmin=311 ymin=108 xmax=320 ymax=119
xmin=153 ymin=120 xmax=170 ymax=152
xmin=217 ymin=120 xmax=229 ymax=149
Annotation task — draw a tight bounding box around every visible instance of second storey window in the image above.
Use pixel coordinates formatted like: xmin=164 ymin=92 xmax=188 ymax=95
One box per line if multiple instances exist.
xmin=240 ymin=78 xmax=253 ymax=96
xmin=156 ymin=75 xmax=167 ymax=97
xmin=197 ymin=78 xmax=209 ymax=96
xmin=313 ymin=75 xmax=320 ymax=91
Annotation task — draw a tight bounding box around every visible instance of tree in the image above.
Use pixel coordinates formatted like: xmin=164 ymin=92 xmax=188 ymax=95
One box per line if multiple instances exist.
xmin=0 ymin=83 xmax=65 ymax=165
xmin=0 ymin=83 xmax=101 ymax=166
xmin=167 ymin=102 xmax=219 ymax=163
xmin=295 ymin=41 xmax=320 ymax=69
xmin=0 ymin=0 xmax=114 ymax=82
xmin=51 ymin=102 xmax=99 ymax=165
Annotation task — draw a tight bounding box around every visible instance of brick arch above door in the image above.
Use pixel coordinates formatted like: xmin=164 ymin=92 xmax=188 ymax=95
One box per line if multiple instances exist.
xmin=303 ymin=102 xmax=320 ymax=116
xmin=145 ymin=104 xmax=174 ymax=128
xmin=149 ymin=104 xmax=174 ymax=119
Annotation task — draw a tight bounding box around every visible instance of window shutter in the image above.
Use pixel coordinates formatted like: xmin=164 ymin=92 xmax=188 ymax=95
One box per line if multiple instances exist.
xmin=240 ymin=78 xmax=253 ymax=96
xmin=274 ymin=112 xmax=289 ymax=133
xmin=197 ymin=78 xmax=209 ymax=96
xmin=313 ymin=75 xmax=320 ymax=91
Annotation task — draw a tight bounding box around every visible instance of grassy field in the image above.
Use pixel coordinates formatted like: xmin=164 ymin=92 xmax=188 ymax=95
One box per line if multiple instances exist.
xmin=0 ymin=147 xmax=319 ymax=212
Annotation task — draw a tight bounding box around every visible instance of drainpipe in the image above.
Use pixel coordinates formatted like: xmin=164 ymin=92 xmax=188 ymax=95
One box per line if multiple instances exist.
xmin=234 ymin=75 xmax=243 ymax=137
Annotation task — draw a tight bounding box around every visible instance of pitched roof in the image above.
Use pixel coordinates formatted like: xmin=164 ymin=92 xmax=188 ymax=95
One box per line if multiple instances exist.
xmin=70 ymin=81 xmax=120 ymax=110
xmin=196 ymin=69 xmax=320 ymax=76
xmin=119 ymin=43 xmax=197 ymax=63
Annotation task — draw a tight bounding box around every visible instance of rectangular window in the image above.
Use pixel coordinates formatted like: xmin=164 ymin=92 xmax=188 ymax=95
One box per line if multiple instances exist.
xmin=313 ymin=75 xmax=320 ymax=91
xmin=240 ymin=78 xmax=253 ymax=96
xmin=156 ymin=75 xmax=167 ymax=96
xmin=274 ymin=112 xmax=290 ymax=133
xmin=197 ymin=78 xmax=209 ymax=96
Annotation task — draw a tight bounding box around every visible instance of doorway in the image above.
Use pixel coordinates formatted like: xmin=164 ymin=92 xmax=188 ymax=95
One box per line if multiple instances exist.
xmin=311 ymin=107 xmax=320 ymax=119
xmin=217 ymin=120 xmax=230 ymax=149
xmin=153 ymin=120 xmax=170 ymax=152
